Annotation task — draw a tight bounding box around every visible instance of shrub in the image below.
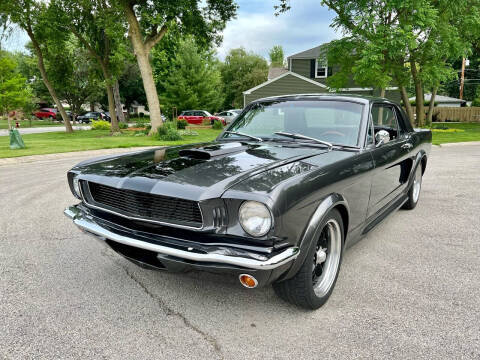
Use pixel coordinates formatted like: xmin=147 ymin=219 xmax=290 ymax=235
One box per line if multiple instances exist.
xmin=212 ymin=120 xmax=223 ymax=129
xmin=118 ymin=122 xmax=128 ymax=129
xmin=135 ymin=121 xmax=145 ymax=128
xmin=91 ymin=120 xmax=111 ymax=130
xmin=471 ymin=98 xmax=480 ymax=107
xmin=177 ymin=119 xmax=188 ymax=129
xmin=155 ymin=122 xmax=182 ymax=141
xmin=139 ymin=112 xmax=145 ymax=118
xmin=143 ymin=124 xmax=152 ymax=135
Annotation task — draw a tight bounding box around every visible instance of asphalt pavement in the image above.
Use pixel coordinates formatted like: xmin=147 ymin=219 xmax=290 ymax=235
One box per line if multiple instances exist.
xmin=0 ymin=144 xmax=479 ymax=359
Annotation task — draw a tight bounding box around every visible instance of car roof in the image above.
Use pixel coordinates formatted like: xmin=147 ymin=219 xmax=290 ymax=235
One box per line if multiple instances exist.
xmin=252 ymin=93 xmax=396 ymax=106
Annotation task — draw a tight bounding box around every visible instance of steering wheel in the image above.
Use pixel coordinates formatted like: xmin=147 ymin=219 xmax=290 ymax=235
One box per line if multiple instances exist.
xmin=320 ymin=130 xmax=345 ymax=138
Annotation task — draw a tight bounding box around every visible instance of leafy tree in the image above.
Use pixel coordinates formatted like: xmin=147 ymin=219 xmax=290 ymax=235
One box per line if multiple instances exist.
xmin=160 ymin=37 xmax=224 ymax=116
xmin=54 ymin=0 xmax=130 ymax=133
xmin=0 ymin=53 xmax=32 ymax=129
xmin=221 ymin=48 xmax=268 ymax=108
xmin=0 ymin=0 xmax=74 ymax=131
xmin=118 ymin=61 xmax=146 ymax=121
xmin=276 ymin=0 xmax=480 ymax=126
xmin=119 ymin=0 xmax=237 ymax=132
xmin=269 ymin=45 xmax=285 ymax=67
xmin=442 ymin=47 xmax=480 ymax=102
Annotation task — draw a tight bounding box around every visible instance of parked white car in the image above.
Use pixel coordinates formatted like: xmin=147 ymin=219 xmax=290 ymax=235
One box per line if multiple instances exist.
xmin=215 ymin=109 xmax=242 ymax=124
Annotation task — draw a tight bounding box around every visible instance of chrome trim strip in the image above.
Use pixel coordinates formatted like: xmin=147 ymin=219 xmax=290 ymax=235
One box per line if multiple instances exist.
xmin=64 ymin=206 xmax=299 ymax=270
xmin=80 ymin=181 xmax=204 ymax=231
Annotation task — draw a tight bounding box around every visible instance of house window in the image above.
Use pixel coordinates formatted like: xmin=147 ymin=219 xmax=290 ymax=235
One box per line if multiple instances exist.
xmin=315 ymin=59 xmax=328 ymax=78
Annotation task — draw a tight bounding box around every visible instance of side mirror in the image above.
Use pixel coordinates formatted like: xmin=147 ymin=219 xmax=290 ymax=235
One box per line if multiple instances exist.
xmin=375 ymin=130 xmax=390 ymax=147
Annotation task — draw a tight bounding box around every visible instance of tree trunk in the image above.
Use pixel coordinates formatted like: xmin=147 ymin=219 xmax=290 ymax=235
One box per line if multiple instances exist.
xmin=410 ymin=59 xmax=424 ymax=127
xmin=98 ymin=62 xmax=120 ymax=133
xmin=124 ymin=3 xmax=164 ymax=134
xmin=26 ymin=29 xmax=73 ymax=133
xmin=106 ymin=83 xmax=120 ymax=133
xmin=113 ymin=80 xmax=126 ymax=123
xmin=399 ymin=84 xmax=414 ymax=125
xmin=426 ymin=86 xmax=438 ymax=126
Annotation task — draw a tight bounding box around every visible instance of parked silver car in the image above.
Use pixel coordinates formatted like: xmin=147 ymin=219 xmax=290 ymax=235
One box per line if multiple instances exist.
xmin=216 ymin=109 xmax=242 ymax=124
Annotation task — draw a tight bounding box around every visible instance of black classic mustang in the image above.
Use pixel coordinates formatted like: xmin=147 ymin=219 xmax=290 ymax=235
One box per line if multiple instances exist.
xmin=65 ymin=94 xmax=431 ymax=309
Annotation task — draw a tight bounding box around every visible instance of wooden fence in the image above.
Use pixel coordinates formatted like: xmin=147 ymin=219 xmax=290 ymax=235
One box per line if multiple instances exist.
xmin=411 ymin=106 xmax=480 ymax=122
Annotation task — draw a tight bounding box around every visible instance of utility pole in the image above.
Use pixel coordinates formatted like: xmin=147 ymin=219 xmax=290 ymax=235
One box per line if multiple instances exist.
xmin=459 ymin=57 xmax=466 ymax=100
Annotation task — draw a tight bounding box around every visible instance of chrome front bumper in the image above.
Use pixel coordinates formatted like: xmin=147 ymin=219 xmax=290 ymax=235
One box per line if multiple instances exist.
xmin=64 ymin=205 xmax=299 ymax=271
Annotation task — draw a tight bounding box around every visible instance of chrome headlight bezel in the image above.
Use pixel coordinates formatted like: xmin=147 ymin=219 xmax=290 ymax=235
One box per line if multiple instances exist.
xmin=72 ymin=176 xmax=81 ymax=198
xmin=238 ymin=201 xmax=273 ymax=237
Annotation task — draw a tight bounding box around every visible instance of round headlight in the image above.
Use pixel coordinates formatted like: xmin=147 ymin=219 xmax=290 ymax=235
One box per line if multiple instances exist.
xmin=238 ymin=201 xmax=272 ymax=237
xmin=73 ymin=176 xmax=81 ymax=198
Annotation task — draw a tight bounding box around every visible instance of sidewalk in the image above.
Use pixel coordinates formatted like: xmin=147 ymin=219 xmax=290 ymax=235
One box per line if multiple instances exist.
xmin=0 ymin=125 xmax=91 ymax=136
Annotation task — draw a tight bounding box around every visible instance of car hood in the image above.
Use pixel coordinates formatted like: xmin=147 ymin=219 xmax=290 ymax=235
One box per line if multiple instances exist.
xmin=74 ymin=141 xmax=326 ymax=201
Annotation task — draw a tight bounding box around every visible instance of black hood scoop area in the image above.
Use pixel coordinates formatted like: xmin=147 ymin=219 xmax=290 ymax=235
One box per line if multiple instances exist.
xmin=179 ymin=142 xmax=248 ymax=160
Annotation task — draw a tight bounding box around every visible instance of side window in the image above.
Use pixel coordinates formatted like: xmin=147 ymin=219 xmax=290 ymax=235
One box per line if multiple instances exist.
xmin=371 ymin=104 xmax=399 ymax=140
xmin=195 ymin=111 xmax=204 ymax=117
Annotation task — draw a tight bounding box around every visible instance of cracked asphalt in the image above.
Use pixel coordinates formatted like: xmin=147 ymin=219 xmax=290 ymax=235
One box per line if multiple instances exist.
xmin=1 ymin=144 xmax=479 ymax=359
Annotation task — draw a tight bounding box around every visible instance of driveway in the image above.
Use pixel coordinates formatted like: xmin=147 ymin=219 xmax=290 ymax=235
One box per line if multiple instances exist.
xmin=0 ymin=144 xmax=479 ymax=359
xmin=0 ymin=125 xmax=91 ymax=136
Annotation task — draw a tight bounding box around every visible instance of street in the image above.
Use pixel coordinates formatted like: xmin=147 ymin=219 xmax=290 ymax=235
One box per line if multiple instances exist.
xmin=1 ymin=144 xmax=479 ymax=359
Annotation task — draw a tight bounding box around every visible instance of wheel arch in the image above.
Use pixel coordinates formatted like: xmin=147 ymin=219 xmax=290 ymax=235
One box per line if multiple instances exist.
xmin=282 ymin=193 xmax=349 ymax=280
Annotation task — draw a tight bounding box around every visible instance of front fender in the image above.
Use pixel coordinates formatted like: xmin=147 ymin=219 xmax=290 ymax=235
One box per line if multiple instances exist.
xmin=281 ymin=193 xmax=349 ymax=280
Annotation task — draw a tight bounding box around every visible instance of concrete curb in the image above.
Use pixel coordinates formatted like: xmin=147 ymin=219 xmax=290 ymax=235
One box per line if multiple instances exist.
xmin=435 ymin=141 xmax=480 ymax=147
xmin=1 ymin=140 xmax=478 ymax=166
xmin=0 ymin=146 xmax=158 ymax=166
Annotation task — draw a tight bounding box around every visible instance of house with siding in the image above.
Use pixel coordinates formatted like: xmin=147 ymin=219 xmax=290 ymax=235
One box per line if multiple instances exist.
xmin=243 ymin=44 xmax=400 ymax=106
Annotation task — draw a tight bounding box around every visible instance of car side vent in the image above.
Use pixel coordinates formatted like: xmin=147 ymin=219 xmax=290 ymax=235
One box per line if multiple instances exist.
xmin=212 ymin=206 xmax=228 ymax=228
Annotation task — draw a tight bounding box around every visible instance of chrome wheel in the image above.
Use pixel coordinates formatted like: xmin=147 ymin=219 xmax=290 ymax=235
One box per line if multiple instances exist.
xmin=412 ymin=165 xmax=422 ymax=203
xmin=312 ymin=219 xmax=342 ymax=297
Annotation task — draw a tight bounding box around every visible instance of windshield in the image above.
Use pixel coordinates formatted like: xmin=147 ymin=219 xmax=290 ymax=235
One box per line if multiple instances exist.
xmin=222 ymin=100 xmax=364 ymax=146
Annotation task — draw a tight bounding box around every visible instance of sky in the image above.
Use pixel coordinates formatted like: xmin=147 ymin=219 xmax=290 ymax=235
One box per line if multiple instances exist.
xmin=2 ymin=0 xmax=340 ymax=60
xmin=217 ymin=0 xmax=340 ymax=60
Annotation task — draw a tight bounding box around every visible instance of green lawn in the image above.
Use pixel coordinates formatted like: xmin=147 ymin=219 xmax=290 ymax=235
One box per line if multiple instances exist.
xmin=1 ymin=122 xmax=478 ymax=159
xmin=0 ymin=128 xmax=222 ymax=158
xmin=429 ymin=122 xmax=480 ymax=145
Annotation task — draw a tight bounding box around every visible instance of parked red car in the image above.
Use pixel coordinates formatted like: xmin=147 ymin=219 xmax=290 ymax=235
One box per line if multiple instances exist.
xmin=34 ymin=108 xmax=57 ymax=119
xmin=178 ymin=110 xmax=226 ymax=126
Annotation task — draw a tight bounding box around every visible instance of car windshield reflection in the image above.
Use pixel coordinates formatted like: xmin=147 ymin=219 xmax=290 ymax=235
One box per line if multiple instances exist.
xmin=222 ymin=100 xmax=363 ymax=147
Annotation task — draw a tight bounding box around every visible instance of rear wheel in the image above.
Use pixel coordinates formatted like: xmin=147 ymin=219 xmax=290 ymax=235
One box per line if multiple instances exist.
xmin=402 ymin=164 xmax=423 ymax=210
xmin=273 ymin=209 xmax=344 ymax=309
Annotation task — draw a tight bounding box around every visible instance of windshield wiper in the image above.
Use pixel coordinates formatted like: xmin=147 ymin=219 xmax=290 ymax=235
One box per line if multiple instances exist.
xmin=224 ymin=131 xmax=263 ymax=142
xmin=274 ymin=131 xmax=332 ymax=149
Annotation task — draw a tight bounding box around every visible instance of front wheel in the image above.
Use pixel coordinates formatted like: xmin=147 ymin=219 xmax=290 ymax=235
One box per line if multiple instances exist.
xmin=402 ymin=164 xmax=423 ymax=210
xmin=273 ymin=209 xmax=344 ymax=309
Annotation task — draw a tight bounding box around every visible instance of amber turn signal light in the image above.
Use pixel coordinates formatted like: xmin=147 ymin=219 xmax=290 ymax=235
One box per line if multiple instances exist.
xmin=239 ymin=274 xmax=258 ymax=288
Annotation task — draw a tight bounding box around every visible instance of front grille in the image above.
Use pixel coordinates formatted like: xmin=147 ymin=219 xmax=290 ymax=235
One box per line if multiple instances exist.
xmin=86 ymin=182 xmax=202 ymax=228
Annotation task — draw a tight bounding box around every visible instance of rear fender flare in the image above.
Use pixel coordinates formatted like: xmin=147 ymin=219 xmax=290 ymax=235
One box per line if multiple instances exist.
xmin=283 ymin=193 xmax=349 ymax=280
xmin=408 ymin=151 xmax=427 ymax=187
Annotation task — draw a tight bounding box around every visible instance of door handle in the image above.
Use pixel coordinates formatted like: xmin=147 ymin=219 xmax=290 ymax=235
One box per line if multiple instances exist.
xmin=401 ymin=143 xmax=413 ymax=150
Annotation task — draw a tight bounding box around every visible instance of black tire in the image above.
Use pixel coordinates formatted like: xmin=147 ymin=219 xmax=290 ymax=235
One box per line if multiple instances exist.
xmin=273 ymin=209 xmax=344 ymax=310
xmin=402 ymin=164 xmax=423 ymax=210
